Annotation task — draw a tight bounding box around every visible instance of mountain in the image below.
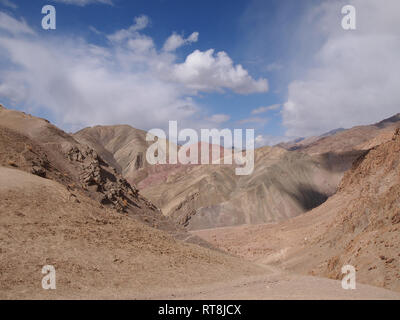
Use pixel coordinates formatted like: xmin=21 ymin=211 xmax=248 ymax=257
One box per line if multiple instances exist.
xmin=279 ymin=114 xmax=400 ymax=155
xmin=195 ymin=128 xmax=400 ymax=292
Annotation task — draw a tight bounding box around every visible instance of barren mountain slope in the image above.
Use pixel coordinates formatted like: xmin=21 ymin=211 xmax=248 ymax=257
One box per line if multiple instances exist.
xmin=142 ymin=146 xmax=344 ymax=230
xmin=74 ymin=126 xmax=229 ymax=190
xmin=73 ymin=125 xmax=187 ymax=187
xmin=0 ymin=166 xmax=267 ymax=299
xmin=0 ymin=105 xmax=189 ymax=239
xmin=195 ymin=128 xmax=400 ymax=292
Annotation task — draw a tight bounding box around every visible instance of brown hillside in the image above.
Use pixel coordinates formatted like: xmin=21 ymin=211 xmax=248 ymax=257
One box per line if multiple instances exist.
xmin=0 ymin=106 xmax=188 ymax=239
xmin=195 ymin=128 xmax=400 ymax=292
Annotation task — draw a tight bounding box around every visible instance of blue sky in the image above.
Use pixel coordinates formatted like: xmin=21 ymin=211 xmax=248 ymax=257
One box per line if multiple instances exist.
xmin=0 ymin=0 xmax=399 ymax=146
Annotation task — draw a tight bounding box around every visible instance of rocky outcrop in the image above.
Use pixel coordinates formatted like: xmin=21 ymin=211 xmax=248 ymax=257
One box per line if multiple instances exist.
xmin=62 ymin=143 xmax=142 ymax=213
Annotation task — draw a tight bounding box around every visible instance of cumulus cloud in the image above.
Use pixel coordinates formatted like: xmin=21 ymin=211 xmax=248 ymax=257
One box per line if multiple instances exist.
xmin=163 ymin=32 xmax=199 ymax=52
xmin=283 ymin=0 xmax=400 ymax=137
xmin=51 ymin=0 xmax=113 ymax=6
xmin=251 ymin=104 xmax=280 ymax=115
xmin=170 ymin=49 xmax=268 ymax=94
xmin=0 ymin=12 xmax=267 ymax=133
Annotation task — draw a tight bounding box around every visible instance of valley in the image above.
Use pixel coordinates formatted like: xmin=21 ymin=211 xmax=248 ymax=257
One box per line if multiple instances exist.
xmin=1 ymin=104 xmax=399 ymax=299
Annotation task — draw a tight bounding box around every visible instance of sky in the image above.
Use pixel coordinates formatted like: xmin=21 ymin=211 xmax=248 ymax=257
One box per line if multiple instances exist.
xmin=0 ymin=0 xmax=399 ymax=146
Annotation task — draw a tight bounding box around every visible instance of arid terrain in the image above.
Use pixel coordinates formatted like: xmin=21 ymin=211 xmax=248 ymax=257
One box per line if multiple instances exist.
xmin=1 ymin=104 xmax=399 ymax=299
xmin=195 ymin=127 xmax=400 ymax=292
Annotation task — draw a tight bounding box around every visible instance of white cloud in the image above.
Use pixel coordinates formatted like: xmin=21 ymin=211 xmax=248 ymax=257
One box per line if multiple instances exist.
xmin=107 ymin=15 xmax=150 ymax=43
xmin=163 ymin=32 xmax=199 ymax=52
xmin=0 ymin=0 xmax=17 ymax=9
xmin=206 ymin=114 xmax=230 ymax=123
xmin=251 ymin=104 xmax=280 ymax=115
xmin=0 ymin=13 xmax=268 ymax=133
xmin=283 ymin=0 xmax=400 ymax=137
xmin=170 ymin=49 xmax=268 ymax=94
xmin=0 ymin=37 xmax=194 ymax=131
xmin=0 ymin=12 xmax=34 ymax=35
xmin=51 ymin=0 xmax=113 ymax=6
xmin=89 ymin=25 xmax=103 ymax=35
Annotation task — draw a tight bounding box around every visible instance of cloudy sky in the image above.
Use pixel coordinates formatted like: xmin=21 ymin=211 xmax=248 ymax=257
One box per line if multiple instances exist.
xmin=0 ymin=0 xmax=399 ymax=146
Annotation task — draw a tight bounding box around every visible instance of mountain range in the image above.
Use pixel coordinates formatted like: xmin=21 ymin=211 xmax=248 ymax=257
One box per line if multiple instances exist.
xmin=73 ymin=113 xmax=400 ymax=230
